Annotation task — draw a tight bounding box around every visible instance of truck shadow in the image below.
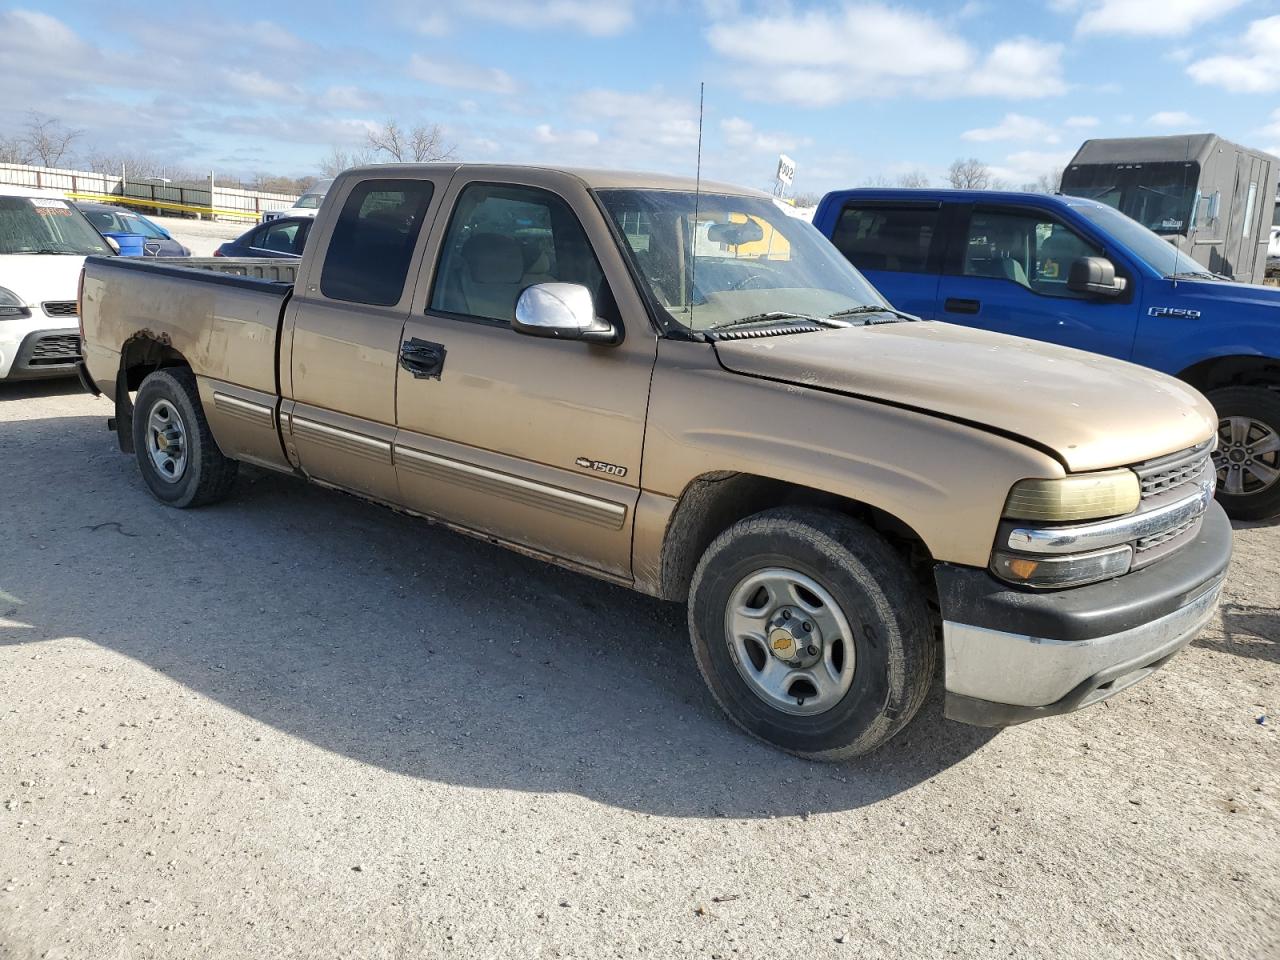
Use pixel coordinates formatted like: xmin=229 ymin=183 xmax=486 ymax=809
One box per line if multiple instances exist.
xmin=1199 ymin=603 xmax=1280 ymax=664
xmin=0 ymin=377 xmax=83 ymax=402
xmin=0 ymin=413 xmax=997 ymax=819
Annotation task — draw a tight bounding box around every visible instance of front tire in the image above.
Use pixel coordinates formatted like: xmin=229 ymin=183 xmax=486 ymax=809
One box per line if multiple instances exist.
xmin=132 ymin=368 xmax=237 ymax=508
xmin=1209 ymin=385 xmax=1280 ymax=522
xmin=688 ymin=507 xmax=935 ymax=760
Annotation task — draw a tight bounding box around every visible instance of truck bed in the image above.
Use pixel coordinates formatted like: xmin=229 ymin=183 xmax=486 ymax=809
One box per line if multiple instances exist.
xmin=92 ymin=255 xmax=298 ymax=287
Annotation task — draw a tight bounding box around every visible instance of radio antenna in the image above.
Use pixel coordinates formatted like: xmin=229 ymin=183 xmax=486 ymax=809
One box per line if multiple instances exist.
xmin=690 ymin=82 xmax=705 ymax=331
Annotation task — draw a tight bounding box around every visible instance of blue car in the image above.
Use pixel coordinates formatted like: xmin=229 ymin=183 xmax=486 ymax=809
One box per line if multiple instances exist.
xmin=76 ymin=202 xmax=190 ymax=257
xmin=214 ymin=216 xmax=311 ymax=259
xmin=814 ymin=188 xmax=1280 ymax=520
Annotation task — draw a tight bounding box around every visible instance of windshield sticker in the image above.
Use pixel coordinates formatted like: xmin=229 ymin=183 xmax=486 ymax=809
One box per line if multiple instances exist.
xmin=31 ymin=198 xmax=71 ymax=215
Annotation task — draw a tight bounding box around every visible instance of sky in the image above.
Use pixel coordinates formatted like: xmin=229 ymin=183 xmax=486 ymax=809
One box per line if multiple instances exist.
xmin=2 ymin=0 xmax=1279 ymax=195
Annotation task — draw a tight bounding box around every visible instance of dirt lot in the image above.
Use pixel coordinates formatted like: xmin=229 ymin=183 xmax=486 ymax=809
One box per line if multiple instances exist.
xmin=1 ymin=380 xmax=1277 ymax=960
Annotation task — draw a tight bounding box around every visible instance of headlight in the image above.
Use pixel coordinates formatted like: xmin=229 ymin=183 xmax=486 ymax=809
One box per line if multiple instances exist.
xmin=1002 ymin=469 xmax=1140 ymax=522
xmin=991 ymin=545 xmax=1133 ymax=589
xmin=0 ymin=286 xmax=31 ymax=319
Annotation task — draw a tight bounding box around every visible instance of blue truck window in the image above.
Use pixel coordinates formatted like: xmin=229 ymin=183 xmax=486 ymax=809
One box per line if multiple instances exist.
xmin=830 ymin=205 xmax=938 ymax=274
xmin=963 ymin=209 xmax=1102 ymax=299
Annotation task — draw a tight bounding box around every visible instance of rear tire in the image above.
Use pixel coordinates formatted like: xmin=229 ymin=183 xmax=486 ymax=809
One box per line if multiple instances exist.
xmin=688 ymin=507 xmax=935 ymax=760
xmin=132 ymin=368 xmax=237 ymax=508
xmin=1209 ymin=385 xmax=1280 ymax=522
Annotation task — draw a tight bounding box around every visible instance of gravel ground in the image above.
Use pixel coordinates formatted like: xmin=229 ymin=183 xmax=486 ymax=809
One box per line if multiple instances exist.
xmin=144 ymin=216 xmax=249 ymax=257
xmin=1 ymin=380 xmax=1276 ymax=960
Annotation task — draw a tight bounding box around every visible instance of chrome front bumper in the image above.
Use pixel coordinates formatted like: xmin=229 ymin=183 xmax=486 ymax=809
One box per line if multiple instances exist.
xmin=936 ymin=501 xmax=1231 ymax=728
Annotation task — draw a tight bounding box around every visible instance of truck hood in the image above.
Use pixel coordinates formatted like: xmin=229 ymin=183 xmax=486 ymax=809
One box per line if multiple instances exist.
xmin=0 ymin=254 xmax=87 ymax=306
xmin=712 ymin=322 xmax=1216 ymax=473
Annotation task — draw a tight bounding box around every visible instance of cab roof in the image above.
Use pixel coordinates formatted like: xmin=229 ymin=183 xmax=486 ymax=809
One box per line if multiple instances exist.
xmin=0 ymin=184 xmax=69 ymax=200
xmin=339 ymin=162 xmax=764 ymax=198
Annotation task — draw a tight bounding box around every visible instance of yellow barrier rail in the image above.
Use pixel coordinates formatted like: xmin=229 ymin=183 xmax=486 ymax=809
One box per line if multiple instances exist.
xmin=64 ymin=191 xmax=267 ymax=222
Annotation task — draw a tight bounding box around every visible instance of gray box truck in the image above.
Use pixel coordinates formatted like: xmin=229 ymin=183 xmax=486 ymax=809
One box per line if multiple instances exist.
xmin=1061 ymin=134 xmax=1277 ymax=285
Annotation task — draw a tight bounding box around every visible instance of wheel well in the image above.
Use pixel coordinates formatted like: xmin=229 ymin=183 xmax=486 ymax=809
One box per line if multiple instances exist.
xmin=657 ymin=472 xmax=935 ymax=604
xmin=1178 ymin=355 xmax=1280 ymax=394
xmin=113 ymin=333 xmax=192 ymax=452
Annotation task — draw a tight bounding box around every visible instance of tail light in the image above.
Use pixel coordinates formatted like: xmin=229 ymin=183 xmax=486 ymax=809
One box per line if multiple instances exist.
xmin=213 ymin=247 xmax=224 ymax=257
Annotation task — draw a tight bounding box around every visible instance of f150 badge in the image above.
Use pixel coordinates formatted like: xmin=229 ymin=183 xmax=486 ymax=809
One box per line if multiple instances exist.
xmin=576 ymin=457 xmax=628 ymax=478
xmin=1148 ymin=307 xmax=1201 ymax=319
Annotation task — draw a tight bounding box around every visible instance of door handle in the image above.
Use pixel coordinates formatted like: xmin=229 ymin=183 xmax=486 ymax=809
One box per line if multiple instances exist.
xmin=400 ymin=338 xmax=446 ymax=380
xmin=944 ymin=297 xmax=981 ymax=315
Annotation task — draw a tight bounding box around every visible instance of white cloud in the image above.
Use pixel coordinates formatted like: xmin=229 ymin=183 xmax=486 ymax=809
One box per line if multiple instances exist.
xmin=962 ymin=113 xmax=1059 ymax=143
xmin=1187 ymin=15 xmax=1280 ymax=93
xmin=222 ymin=69 xmax=304 ymax=103
xmin=322 ymin=85 xmax=381 ymax=111
xmin=408 ymin=55 xmax=518 ymax=94
xmin=964 ymin=39 xmax=1068 ymax=97
xmin=407 ymin=0 xmax=634 ymax=37
xmin=572 ymin=88 xmax=700 ymax=147
xmin=705 ymin=5 xmax=1064 ymax=104
xmin=1147 ymin=110 xmax=1199 ymax=127
xmin=1065 ymin=115 xmax=1100 ymax=127
xmin=1258 ymin=108 xmax=1280 ymax=141
xmin=1074 ymin=0 xmax=1245 ymax=36
xmin=533 ymin=124 xmax=600 ymax=147
xmin=989 ymin=149 xmax=1076 ymax=187
xmin=720 ymin=117 xmax=806 ymax=153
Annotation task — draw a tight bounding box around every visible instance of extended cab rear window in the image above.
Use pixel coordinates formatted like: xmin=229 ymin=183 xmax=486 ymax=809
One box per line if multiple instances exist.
xmin=829 ymin=204 xmax=938 ymax=274
xmin=320 ymin=180 xmax=434 ymax=306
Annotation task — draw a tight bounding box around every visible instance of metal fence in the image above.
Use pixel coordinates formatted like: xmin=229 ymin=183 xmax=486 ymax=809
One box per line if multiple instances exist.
xmin=0 ymin=162 xmax=298 ymax=223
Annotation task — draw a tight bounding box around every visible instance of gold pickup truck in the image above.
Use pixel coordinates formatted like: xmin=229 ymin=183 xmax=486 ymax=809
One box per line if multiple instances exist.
xmin=77 ymin=164 xmax=1231 ymax=759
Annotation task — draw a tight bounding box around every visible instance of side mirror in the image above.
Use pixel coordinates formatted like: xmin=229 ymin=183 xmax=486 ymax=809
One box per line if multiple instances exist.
xmin=513 ymin=282 xmax=618 ymax=344
xmin=104 ymin=236 xmax=121 ymax=254
xmin=1067 ymin=256 xmax=1127 ymax=298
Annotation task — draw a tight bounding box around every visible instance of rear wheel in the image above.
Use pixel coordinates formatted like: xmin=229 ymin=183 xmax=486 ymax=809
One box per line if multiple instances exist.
xmin=132 ymin=368 xmax=237 ymax=508
xmin=1209 ymin=386 xmax=1280 ymax=521
xmin=688 ymin=507 xmax=935 ymax=760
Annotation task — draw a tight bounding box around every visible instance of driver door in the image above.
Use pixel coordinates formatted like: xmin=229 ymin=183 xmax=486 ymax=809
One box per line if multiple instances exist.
xmin=394 ymin=171 xmax=658 ymax=578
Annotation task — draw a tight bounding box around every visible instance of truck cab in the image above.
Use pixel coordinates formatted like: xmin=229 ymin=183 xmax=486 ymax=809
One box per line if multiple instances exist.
xmin=814 ymin=187 xmax=1280 ymax=520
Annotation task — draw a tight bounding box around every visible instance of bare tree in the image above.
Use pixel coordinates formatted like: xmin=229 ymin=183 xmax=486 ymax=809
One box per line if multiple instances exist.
xmin=947 ymin=157 xmax=994 ymax=190
xmin=790 ymin=191 xmax=823 ymax=208
xmin=859 ymin=173 xmax=893 ymax=187
xmin=366 ymin=119 xmax=455 ymax=163
xmin=319 ymin=145 xmax=376 ymax=177
xmin=896 ymin=170 xmax=932 ymax=188
xmin=0 ymin=136 xmax=30 ymax=165
xmin=86 ymin=151 xmax=165 ymax=181
xmin=1027 ymin=167 xmax=1063 ymax=194
xmin=20 ymin=112 xmax=82 ymax=168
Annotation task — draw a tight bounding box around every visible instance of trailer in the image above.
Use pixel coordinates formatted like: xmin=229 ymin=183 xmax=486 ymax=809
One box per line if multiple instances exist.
xmin=1061 ymin=134 xmax=1277 ymax=285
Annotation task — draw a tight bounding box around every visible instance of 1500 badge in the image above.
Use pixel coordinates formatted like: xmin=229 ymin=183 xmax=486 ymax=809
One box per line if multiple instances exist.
xmin=576 ymin=457 xmax=628 ymax=478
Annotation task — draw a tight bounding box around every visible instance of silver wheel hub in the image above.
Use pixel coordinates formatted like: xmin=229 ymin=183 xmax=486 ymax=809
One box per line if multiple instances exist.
xmin=1215 ymin=416 xmax=1280 ymax=497
xmin=146 ymin=399 xmax=188 ymax=483
xmin=725 ymin=568 xmax=856 ymax=717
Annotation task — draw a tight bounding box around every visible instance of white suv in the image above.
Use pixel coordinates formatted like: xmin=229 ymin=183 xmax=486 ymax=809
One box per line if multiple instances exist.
xmin=1268 ymin=199 xmax=1280 ymax=274
xmin=262 ymin=178 xmax=333 ymax=222
xmin=0 ymin=184 xmax=113 ymax=381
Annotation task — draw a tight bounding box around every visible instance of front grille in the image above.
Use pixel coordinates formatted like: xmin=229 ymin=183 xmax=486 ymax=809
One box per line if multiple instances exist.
xmin=1136 ymin=516 xmax=1198 ymax=554
xmin=1127 ymin=441 xmax=1215 ymax=567
xmin=42 ymin=301 xmax=78 ymax=317
xmin=28 ymin=334 xmax=81 ymax=365
xmin=1135 ymin=440 xmax=1214 ymax=499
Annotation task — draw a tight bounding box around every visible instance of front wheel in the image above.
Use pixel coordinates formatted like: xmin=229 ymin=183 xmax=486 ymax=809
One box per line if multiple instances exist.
xmin=1209 ymin=386 xmax=1280 ymax=522
xmin=132 ymin=368 xmax=238 ymax=508
xmin=688 ymin=507 xmax=935 ymax=760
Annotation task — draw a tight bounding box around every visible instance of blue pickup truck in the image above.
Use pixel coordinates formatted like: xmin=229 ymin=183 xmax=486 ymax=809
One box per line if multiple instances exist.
xmin=813 ymin=188 xmax=1280 ymax=520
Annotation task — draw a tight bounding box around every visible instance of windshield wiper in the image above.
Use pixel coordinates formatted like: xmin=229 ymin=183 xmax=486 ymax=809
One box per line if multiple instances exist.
xmin=826 ymin=304 xmax=917 ymax=324
xmin=1168 ymin=270 xmax=1229 ymax=281
xmin=8 ymin=247 xmax=81 ymax=255
xmin=708 ymin=311 xmax=849 ymax=333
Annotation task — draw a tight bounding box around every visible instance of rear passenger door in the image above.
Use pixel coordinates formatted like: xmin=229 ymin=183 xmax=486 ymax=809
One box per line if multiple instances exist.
xmin=393 ymin=173 xmax=658 ymax=579
xmin=935 ymin=204 xmax=1140 ymax=358
xmin=281 ymin=174 xmax=447 ymax=501
xmin=826 ymin=201 xmax=944 ymax=318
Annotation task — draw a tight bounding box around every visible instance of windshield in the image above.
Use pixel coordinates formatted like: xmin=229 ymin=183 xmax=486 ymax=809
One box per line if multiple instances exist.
xmin=83 ymin=208 xmax=166 ymax=239
xmin=295 ymin=193 xmax=323 ymax=209
xmin=1072 ymin=200 xmax=1204 ymax=278
xmin=598 ymin=189 xmax=886 ymax=333
xmin=1062 ymin=161 xmax=1200 ymax=236
xmin=0 ymin=196 xmax=113 ymax=255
